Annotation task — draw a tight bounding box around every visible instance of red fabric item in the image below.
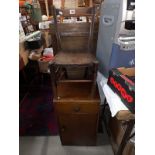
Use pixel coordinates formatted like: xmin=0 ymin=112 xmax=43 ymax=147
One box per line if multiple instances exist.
xmin=40 ymin=55 xmax=54 ymax=61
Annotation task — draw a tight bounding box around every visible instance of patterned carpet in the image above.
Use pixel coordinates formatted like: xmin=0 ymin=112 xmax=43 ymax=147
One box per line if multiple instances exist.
xmin=19 ymin=75 xmax=58 ymax=136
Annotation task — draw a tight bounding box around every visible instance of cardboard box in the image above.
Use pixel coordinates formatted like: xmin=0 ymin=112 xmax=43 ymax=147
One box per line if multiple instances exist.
xmin=109 ymin=116 xmax=135 ymax=155
xmin=107 ymin=68 xmax=135 ymax=113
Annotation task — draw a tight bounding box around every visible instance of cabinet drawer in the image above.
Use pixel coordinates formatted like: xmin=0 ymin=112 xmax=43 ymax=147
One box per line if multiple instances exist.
xmin=56 ymin=101 xmax=99 ymax=114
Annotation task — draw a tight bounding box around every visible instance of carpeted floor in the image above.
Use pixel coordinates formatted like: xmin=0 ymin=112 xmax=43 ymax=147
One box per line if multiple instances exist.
xmin=19 ymin=75 xmax=58 ymax=136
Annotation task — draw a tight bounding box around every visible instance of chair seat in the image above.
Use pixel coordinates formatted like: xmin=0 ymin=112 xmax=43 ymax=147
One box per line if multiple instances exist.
xmin=53 ymin=52 xmax=97 ymax=65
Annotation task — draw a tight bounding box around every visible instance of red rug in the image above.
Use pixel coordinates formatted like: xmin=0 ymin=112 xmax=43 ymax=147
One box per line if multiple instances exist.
xmin=19 ymin=76 xmax=58 ymax=136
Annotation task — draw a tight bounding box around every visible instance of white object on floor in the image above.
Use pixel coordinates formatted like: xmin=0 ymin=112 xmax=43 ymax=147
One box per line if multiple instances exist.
xmin=101 ymin=83 xmax=128 ymax=117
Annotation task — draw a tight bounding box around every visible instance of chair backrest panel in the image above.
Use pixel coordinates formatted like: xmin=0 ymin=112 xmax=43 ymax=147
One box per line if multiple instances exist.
xmin=50 ymin=23 xmax=99 ymax=36
xmin=55 ymin=7 xmax=94 ymax=17
xmin=51 ymin=5 xmax=96 ymax=53
xmin=57 ymin=23 xmax=91 ymax=37
xmin=60 ymin=36 xmax=88 ymax=52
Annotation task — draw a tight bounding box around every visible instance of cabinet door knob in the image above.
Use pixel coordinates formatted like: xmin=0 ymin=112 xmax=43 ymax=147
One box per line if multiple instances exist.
xmin=73 ymin=106 xmax=81 ymax=112
xmin=61 ymin=126 xmax=66 ymax=132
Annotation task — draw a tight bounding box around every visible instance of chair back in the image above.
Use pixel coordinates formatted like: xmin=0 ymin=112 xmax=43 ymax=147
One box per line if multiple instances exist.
xmin=51 ymin=6 xmax=96 ymax=53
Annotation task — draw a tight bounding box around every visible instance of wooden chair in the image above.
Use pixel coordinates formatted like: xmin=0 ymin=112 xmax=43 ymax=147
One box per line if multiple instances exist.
xmin=50 ymin=6 xmax=99 ymax=99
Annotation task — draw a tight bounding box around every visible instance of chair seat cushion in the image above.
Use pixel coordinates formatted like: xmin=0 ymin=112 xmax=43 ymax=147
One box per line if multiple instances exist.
xmin=53 ymin=52 xmax=97 ymax=65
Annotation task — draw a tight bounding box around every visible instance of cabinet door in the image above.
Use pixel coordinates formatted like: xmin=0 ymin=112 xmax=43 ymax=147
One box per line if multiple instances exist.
xmin=58 ymin=113 xmax=99 ymax=145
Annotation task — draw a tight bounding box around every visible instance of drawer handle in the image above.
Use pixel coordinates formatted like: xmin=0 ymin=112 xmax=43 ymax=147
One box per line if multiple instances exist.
xmin=61 ymin=126 xmax=66 ymax=132
xmin=73 ymin=106 xmax=81 ymax=112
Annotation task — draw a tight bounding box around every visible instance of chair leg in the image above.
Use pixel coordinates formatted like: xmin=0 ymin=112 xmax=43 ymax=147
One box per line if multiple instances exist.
xmin=116 ymin=120 xmax=135 ymax=155
xmin=50 ymin=63 xmax=58 ymax=99
xmin=90 ymin=62 xmax=98 ymax=98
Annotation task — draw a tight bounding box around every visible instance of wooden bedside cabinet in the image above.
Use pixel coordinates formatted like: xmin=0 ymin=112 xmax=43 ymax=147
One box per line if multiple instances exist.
xmin=54 ymin=82 xmax=100 ymax=146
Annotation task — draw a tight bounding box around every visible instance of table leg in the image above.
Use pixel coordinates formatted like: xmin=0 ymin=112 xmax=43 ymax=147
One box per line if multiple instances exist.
xmin=102 ymin=99 xmax=111 ymax=135
xmin=116 ymin=120 xmax=135 ymax=155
